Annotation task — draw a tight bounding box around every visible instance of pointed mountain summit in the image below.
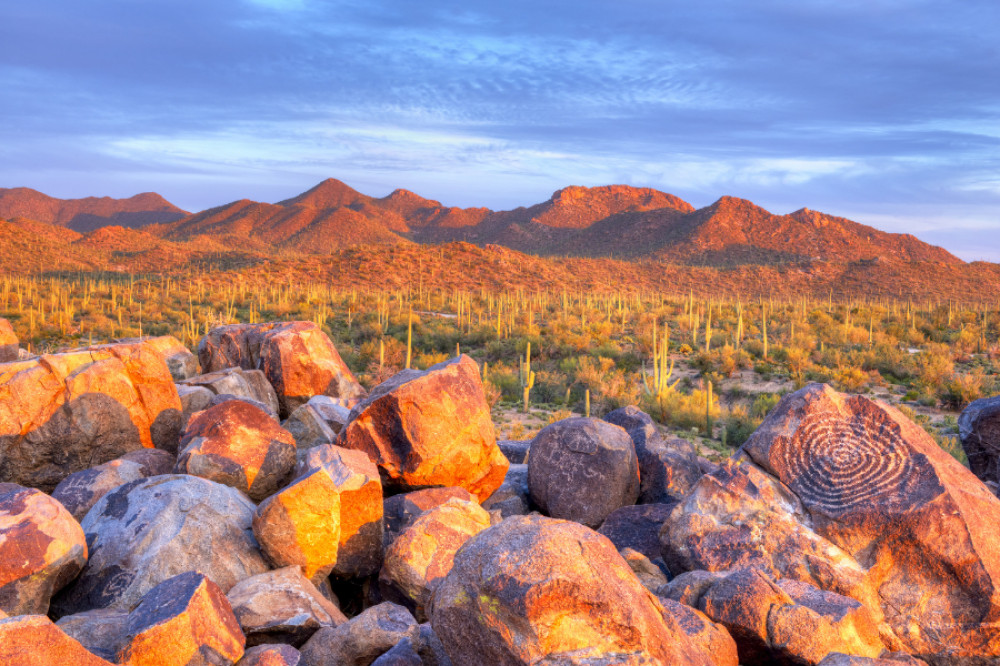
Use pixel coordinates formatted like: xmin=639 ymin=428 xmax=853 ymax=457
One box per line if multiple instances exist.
xmin=278 ymin=178 xmax=372 ymax=209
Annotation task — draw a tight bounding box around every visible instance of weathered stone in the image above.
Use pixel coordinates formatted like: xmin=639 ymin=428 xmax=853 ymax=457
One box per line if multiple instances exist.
xmin=179 ymin=367 xmax=281 ymax=421
xmin=415 ymin=623 xmax=452 ymax=666
xmin=620 ymin=548 xmax=668 ymax=591
xmin=238 ymin=644 xmax=302 ymax=665
xmin=198 ymin=321 xmax=365 ymax=417
xmin=304 ymin=395 xmax=351 ymax=434
xmin=56 ymin=608 xmax=128 ymax=661
xmin=52 ymin=449 xmax=174 ymax=521
xmin=176 ymin=400 xmax=297 ymax=502
xmin=372 ymin=637 xmax=422 ymax=666
xmin=227 ymin=566 xmax=347 ymax=647
xmin=117 ymin=335 xmax=198 ymax=381
xmin=656 ymin=569 xmax=725 ymax=608
xmin=177 ymin=383 xmax=214 ymax=427
xmin=211 ymin=393 xmax=280 ymax=421
xmin=117 ymin=571 xmax=245 ymax=666
xmin=284 ymin=402 xmax=337 ymax=459
xmin=497 ymin=439 xmax=531 ymax=464
xmin=297 ymin=444 xmax=384 ymax=578
xmin=53 ymin=475 xmax=268 ymax=614
xmin=380 ymin=498 xmax=491 ymax=621
xmin=428 ymin=515 xmax=717 ymax=665
xmin=382 ymin=487 xmax=477 ymax=549
xmin=528 ymin=417 xmax=639 ymax=527
xmin=0 ymin=318 xmax=17 ymax=363
xmin=300 ymin=602 xmax=420 ymax=666
xmin=742 ymin=383 xmax=1000 ymax=662
xmin=253 ymin=468 xmax=341 ymax=581
xmin=531 ymin=651 xmax=659 ymax=665
xmin=0 ymin=614 xmax=115 ymax=665
xmin=338 ymin=356 xmax=506 ymax=501
xmin=0 ymin=346 xmax=181 ymax=491
xmin=817 ymin=653 xmax=929 ymax=666
xmin=1 ymin=485 xmax=87 ymax=616
xmin=598 ymin=503 xmax=676 ymax=562
xmin=481 ymin=463 xmax=530 ymax=518
xmin=658 ymin=597 xmax=738 ymax=666
xmin=959 ymin=395 xmax=1000 ymax=484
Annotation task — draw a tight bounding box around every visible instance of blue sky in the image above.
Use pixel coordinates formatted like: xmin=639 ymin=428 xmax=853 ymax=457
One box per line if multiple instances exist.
xmin=2 ymin=0 xmax=998 ymax=260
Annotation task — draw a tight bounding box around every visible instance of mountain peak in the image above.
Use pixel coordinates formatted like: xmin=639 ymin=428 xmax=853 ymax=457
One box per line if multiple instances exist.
xmin=278 ymin=178 xmax=370 ymax=209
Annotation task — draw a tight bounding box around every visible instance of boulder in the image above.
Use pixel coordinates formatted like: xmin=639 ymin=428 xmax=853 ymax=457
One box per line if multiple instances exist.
xmin=527 ymin=418 xmax=639 ymax=527
xmin=238 ymin=644 xmax=302 ymax=665
xmin=0 ymin=485 xmax=87 ymax=615
xmin=51 ymin=449 xmax=174 ymax=521
xmin=656 ymin=569 xmax=725 ymax=608
xmin=338 ymin=356 xmax=507 ymax=501
xmin=817 ymin=654 xmax=929 ymax=666
xmin=0 ymin=346 xmax=181 ymax=491
xmin=0 ymin=614 xmax=115 ymax=665
xmin=380 ymin=498 xmax=491 ymax=621
xmin=56 ymin=608 xmax=128 ymax=662
xmin=253 ymin=468 xmax=342 ymax=581
xmin=658 ymin=597 xmax=738 ymax=666
xmin=211 ymin=393 xmax=281 ymax=420
xmin=497 ymin=439 xmax=531 ymax=464
xmin=175 ymin=400 xmax=297 ymax=502
xmin=598 ymin=503 xmax=676 ymax=562
xmin=117 ymin=571 xmax=245 ymax=666
xmin=177 ymin=383 xmax=214 ymax=426
xmin=304 ymin=395 xmax=351 ymax=434
xmin=297 ymin=444 xmax=384 ymax=578
xmin=428 ymin=515 xmax=717 ymax=665
xmin=620 ymin=548 xmax=668 ymax=591
xmin=959 ymin=395 xmax=1000 ymax=483
xmin=742 ymin=384 xmax=1000 ymax=661
xmin=198 ymin=321 xmax=365 ymax=417
xmin=372 ymin=638 xmax=422 ymax=666
xmin=283 ymin=402 xmax=337 ymax=457
xmin=53 ymin=475 xmax=268 ymax=614
xmin=299 ymin=602 xmax=420 ymax=666
xmin=382 ymin=487 xmax=477 ymax=549
xmin=179 ymin=367 xmax=281 ymax=421
xmin=481 ymin=463 xmax=530 ymax=518
xmin=116 ymin=335 xmax=198 ymax=381
xmin=226 ymin=566 xmax=347 ymax=647
xmin=415 ymin=623 xmax=452 ymax=666
xmin=0 ymin=318 xmax=17 ymax=363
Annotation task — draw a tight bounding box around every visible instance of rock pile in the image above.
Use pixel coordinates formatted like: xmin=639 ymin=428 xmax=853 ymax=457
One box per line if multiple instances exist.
xmin=2 ymin=321 xmax=999 ymax=665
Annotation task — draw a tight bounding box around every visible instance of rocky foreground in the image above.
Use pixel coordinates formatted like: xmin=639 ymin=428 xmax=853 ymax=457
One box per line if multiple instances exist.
xmin=2 ymin=319 xmax=1000 ymax=665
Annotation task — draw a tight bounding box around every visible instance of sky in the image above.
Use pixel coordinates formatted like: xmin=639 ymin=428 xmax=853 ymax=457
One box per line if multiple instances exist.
xmin=1 ymin=0 xmax=999 ymax=260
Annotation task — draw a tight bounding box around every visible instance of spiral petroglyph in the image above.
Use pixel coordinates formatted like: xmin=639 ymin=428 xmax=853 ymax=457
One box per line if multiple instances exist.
xmin=775 ymin=408 xmax=915 ymax=516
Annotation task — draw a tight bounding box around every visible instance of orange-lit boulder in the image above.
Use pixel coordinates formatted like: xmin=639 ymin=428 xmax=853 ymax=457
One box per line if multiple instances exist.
xmin=528 ymin=417 xmax=639 ymax=527
xmin=428 ymin=515 xmax=717 ymax=665
xmin=227 ymin=566 xmax=347 ymax=647
xmin=238 ymin=644 xmax=302 ymax=665
xmin=0 ymin=484 xmax=87 ymax=615
xmin=298 ymin=444 xmax=383 ymax=578
xmin=383 ymin=487 xmax=477 ymax=549
xmin=0 ymin=318 xmax=17 ymax=363
xmin=0 ymin=346 xmax=181 ymax=491
xmin=300 ymin=602 xmax=420 ymax=666
xmin=658 ymin=597 xmax=738 ymax=666
xmin=338 ymin=355 xmax=507 ymax=501
xmin=176 ymin=401 xmax=297 ymax=501
xmin=179 ymin=367 xmax=281 ymax=420
xmin=54 ymin=475 xmax=268 ymax=615
xmin=52 ymin=449 xmax=174 ymax=521
xmin=198 ymin=321 xmax=365 ymax=417
xmin=116 ymin=335 xmax=198 ymax=381
xmin=0 ymin=614 xmax=115 ymax=666
xmin=380 ymin=497 xmax=491 ymax=621
xmin=742 ymin=384 xmax=1000 ymax=661
xmin=117 ymin=571 xmax=245 ymax=665
xmin=253 ymin=468 xmax=341 ymax=581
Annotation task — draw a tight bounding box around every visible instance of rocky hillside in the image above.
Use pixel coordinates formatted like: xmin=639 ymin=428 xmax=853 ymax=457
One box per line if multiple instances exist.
xmin=2 ymin=317 xmax=1000 ymax=664
xmin=0 ymin=188 xmax=187 ymax=232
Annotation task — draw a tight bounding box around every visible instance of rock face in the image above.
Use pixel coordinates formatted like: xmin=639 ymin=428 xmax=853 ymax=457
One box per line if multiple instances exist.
xmin=51 ymin=449 xmax=175 ymax=521
xmin=176 ymin=400 xmax=297 ymax=501
xmin=429 ymin=515 xmax=717 ymax=665
xmin=198 ymin=321 xmax=365 ymax=417
xmin=117 ymin=571 xmax=245 ymax=666
xmin=0 ymin=614 xmax=115 ymax=666
xmin=959 ymin=395 xmax=1000 ymax=484
xmin=297 ymin=444 xmax=384 ymax=578
xmin=0 ymin=485 xmax=87 ymax=615
xmin=527 ymin=418 xmax=639 ymax=527
xmin=0 ymin=345 xmax=182 ymax=491
xmin=380 ymin=498 xmax=492 ymax=621
xmin=0 ymin=318 xmax=17 ymax=363
xmin=54 ymin=475 xmax=268 ymax=614
xmin=598 ymin=503 xmax=677 ymax=563
xmin=739 ymin=384 xmax=1000 ymax=662
xmin=300 ymin=602 xmax=420 ymax=666
xmin=226 ymin=566 xmax=347 ymax=647
xmin=117 ymin=335 xmax=198 ymax=381
xmin=338 ymin=356 xmax=508 ymax=501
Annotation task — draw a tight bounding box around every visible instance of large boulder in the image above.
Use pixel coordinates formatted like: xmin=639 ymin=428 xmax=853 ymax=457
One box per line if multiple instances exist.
xmin=0 ymin=318 xmax=17 ymax=363
xmin=198 ymin=321 xmax=365 ymax=417
xmin=117 ymin=571 xmax=245 ymax=666
xmin=0 ymin=614 xmax=115 ymax=666
xmin=740 ymin=384 xmax=1000 ymax=662
xmin=338 ymin=355 xmax=507 ymax=501
xmin=428 ymin=515 xmax=717 ymax=665
xmin=176 ymin=400 xmax=297 ymax=501
xmin=116 ymin=335 xmax=198 ymax=381
xmin=300 ymin=602 xmax=420 ymax=666
xmin=53 ymin=475 xmax=269 ymax=615
xmin=0 ymin=345 xmax=182 ymax=491
xmin=383 ymin=487 xmax=477 ymax=549
xmin=51 ymin=449 xmax=175 ymax=521
xmin=179 ymin=367 xmax=281 ymax=421
xmin=528 ymin=418 xmax=639 ymax=527
xmin=379 ymin=497 xmax=491 ymax=621
xmin=959 ymin=395 xmax=1000 ymax=484
xmin=0 ymin=484 xmax=87 ymax=615
xmin=598 ymin=503 xmax=677 ymax=563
